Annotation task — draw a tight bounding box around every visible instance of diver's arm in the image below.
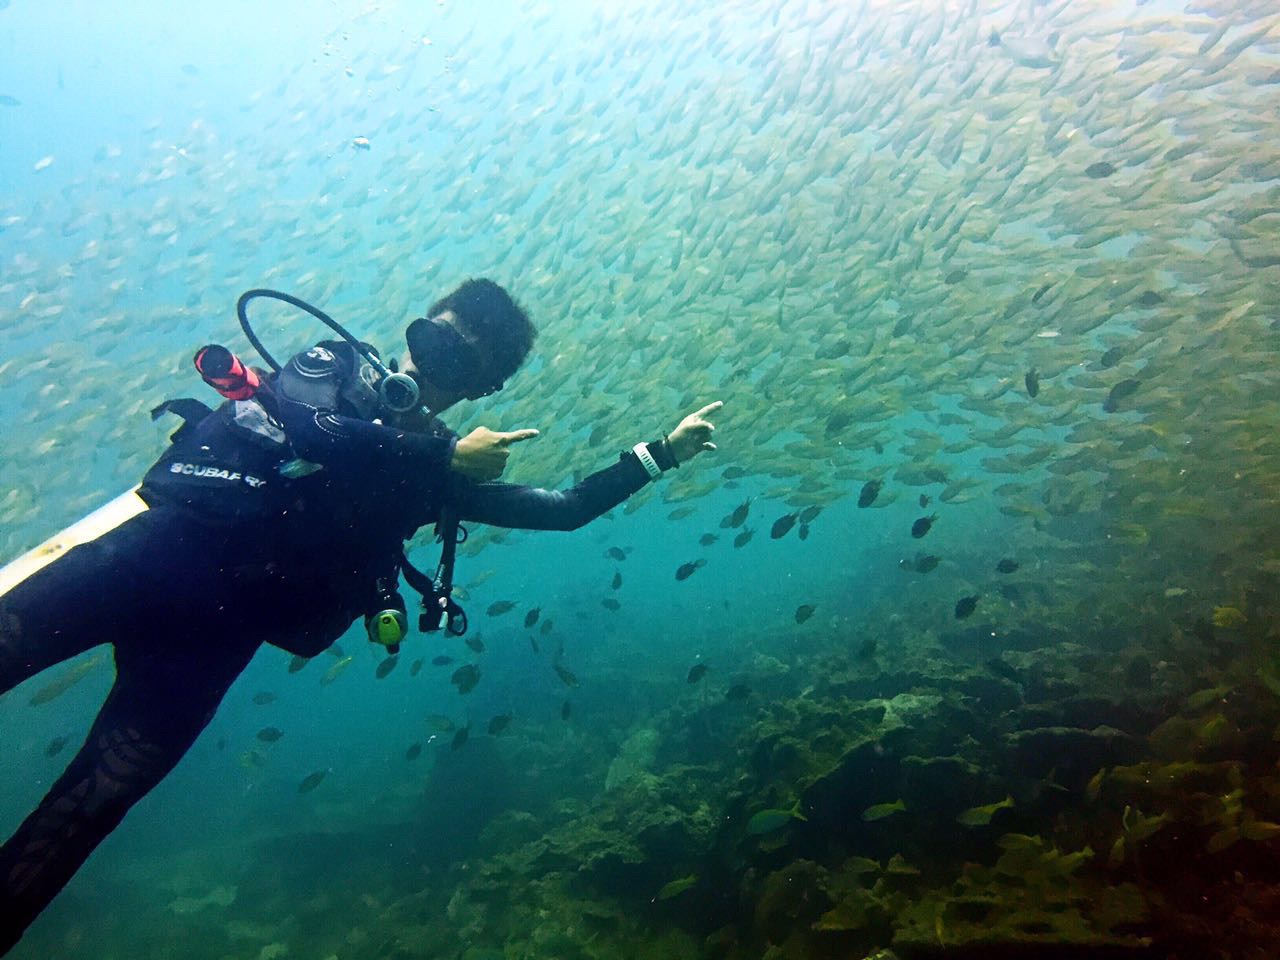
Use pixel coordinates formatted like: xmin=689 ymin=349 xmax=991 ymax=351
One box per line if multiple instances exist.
xmin=278 ymin=399 xmax=458 ymax=476
xmin=449 ymin=447 xmax=664 ymax=531
xmin=450 ymin=401 xmax=724 ymax=530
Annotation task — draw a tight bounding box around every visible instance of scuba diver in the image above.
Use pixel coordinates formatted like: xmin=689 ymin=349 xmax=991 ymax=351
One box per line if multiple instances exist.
xmin=0 ymin=277 xmax=722 ymax=954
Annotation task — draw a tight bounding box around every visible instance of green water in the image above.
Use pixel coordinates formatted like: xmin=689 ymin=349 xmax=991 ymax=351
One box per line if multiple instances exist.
xmin=2 ymin=0 xmax=1279 ymax=957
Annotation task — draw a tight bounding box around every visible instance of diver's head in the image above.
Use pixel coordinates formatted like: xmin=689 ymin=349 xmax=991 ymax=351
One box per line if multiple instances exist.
xmin=404 ymin=278 xmax=536 ymax=411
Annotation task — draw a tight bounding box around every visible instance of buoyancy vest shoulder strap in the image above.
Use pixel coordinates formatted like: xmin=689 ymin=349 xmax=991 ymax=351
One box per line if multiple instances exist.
xmin=150 ymin=398 xmax=215 ymax=443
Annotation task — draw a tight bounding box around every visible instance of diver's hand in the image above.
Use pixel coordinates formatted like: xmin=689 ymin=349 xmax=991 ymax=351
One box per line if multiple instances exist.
xmin=452 ymin=426 xmax=539 ymax=481
xmin=668 ymin=401 xmax=722 ymax=464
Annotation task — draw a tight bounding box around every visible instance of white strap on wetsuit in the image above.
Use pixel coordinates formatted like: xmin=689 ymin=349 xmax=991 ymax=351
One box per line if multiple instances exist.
xmin=632 ymin=443 xmax=662 ymax=479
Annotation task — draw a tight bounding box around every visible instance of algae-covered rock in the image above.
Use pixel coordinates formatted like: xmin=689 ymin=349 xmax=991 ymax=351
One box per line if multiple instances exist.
xmin=753 ymin=860 xmax=832 ymax=943
xmin=477 ymin=809 xmax=544 ymax=855
xmin=891 ymin=869 xmax=1151 ymax=954
xmin=605 ymin=726 xmax=661 ymax=792
xmin=1004 ymin=724 xmax=1142 ymax=783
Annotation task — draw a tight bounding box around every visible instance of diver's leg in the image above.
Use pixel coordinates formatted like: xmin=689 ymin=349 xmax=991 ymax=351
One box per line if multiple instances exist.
xmin=0 ymin=633 xmax=259 ymax=954
xmin=0 ymin=530 xmax=145 ymax=696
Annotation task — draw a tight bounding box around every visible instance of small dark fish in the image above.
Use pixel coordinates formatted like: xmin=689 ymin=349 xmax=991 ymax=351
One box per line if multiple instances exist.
xmin=44 ymin=735 xmax=69 ymax=758
xmin=1103 ymin=378 xmax=1140 ymax=413
xmin=611 ymin=571 xmax=623 ymax=589
xmin=257 ymin=726 xmax=285 ymax=743
xmin=601 ymin=597 xmax=621 ymax=611
xmin=675 ymin=559 xmax=706 ymax=581
xmin=795 ymin=604 xmax=816 ymax=624
xmin=553 ymin=663 xmax=579 ymax=688
xmin=857 ymin=637 xmax=878 ymax=660
xmin=699 ymin=533 xmax=719 ymax=546
xmin=432 ymin=655 xmax=454 ymax=666
xmin=530 ymin=635 xmax=540 ymax=653
xmin=914 ymin=554 xmax=941 ymax=573
xmin=1025 ymin=368 xmax=1039 ymax=398
xmin=944 ymin=268 xmax=968 ymax=285
xmin=487 ymin=714 xmax=513 ymax=735
xmin=825 ymin=411 xmax=853 ymax=438
xmin=1085 ymin=161 xmax=1117 ymax=179
xmin=721 ymin=499 xmax=751 ymax=529
xmin=918 ymin=494 xmax=930 ymax=508
xmin=996 ymin=558 xmax=1020 ymax=574
xmin=288 ymin=655 xmax=309 ymax=674
xmin=410 ymin=658 xmax=424 ymax=677
xmin=1099 ymin=345 xmax=1127 ymax=368
xmin=252 ymin=691 xmax=277 ymax=705
xmin=606 ymin=546 xmax=627 ymax=561
xmin=451 ymin=664 xmax=481 ymax=695
xmin=524 ymin=608 xmax=540 ymax=628
xmin=451 ymin=725 xmax=470 ymax=750
xmin=733 ymin=528 xmax=755 ymax=548
xmin=1031 ymin=280 xmax=1054 ymax=304
xmin=798 ymin=505 xmax=822 ymax=524
xmin=405 ymin=743 xmax=423 ymax=761
xmin=892 ymin=313 xmax=913 ymax=337
xmin=725 ymin=683 xmax=751 ymax=702
xmin=816 ymin=338 xmax=851 ymax=360
xmin=0 ymin=94 xmax=22 ymax=107
xmin=985 ymin=658 xmax=1021 ymax=684
xmin=858 ymin=480 xmax=883 ymax=508
xmin=873 ymin=441 xmax=884 ymax=454
xmin=798 ymin=524 xmax=810 ymax=541
xmin=955 ymin=595 xmax=980 ymax=619
xmin=1135 ymin=290 xmax=1164 ymax=308
xmin=465 ymin=634 xmax=486 ymax=653
xmin=687 ymin=663 xmax=709 ymax=684
xmin=540 ymin=618 xmax=554 ymax=635
xmin=911 ymin=514 xmax=937 ymax=538
xmin=375 ymin=655 xmax=399 ymax=680
xmin=770 ymin=513 xmax=798 ymax=539
xmin=298 ymin=770 xmax=328 ymax=793
xmin=561 ymin=700 xmax=573 ymax=720
xmin=180 ymin=64 xmax=199 ymax=76
xmin=486 ymin=600 xmax=517 ymax=616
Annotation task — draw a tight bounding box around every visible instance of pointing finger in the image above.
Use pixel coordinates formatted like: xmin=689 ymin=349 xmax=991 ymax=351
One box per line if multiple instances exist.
xmin=497 ymin=429 xmax=541 ymax=446
xmin=693 ymin=401 xmax=724 ymax=419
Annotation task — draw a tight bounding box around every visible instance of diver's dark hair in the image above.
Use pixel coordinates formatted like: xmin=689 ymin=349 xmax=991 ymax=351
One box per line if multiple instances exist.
xmin=426 ymin=278 xmax=536 ymax=386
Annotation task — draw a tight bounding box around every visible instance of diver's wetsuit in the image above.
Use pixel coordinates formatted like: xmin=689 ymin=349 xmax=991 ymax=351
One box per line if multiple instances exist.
xmin=0 ymin=341 xmax=662 ymax=953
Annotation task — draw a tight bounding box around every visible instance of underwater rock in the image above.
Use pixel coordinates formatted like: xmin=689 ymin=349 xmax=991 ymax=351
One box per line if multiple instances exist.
xmin=1053 ymin=694 xmax=1165 ymax=737
xmin=754 ymin=860 xmax=832 ymax=944
xmin=166 ymin=883 xmax=237 ymax=915
xmin=605 ymin=727 xmax=661 ymax=792
xmin=899 ymin=754 xmax=996 ymax=818
xmin=811 ymin=886 xmax=893 ymax=959
xmin=477 ymin=810 xmax=544 ymax=855
xmin=891 ymin=861 xmax=1151 ymax=954
xmin=1004 ymin=725 xmax=1142 ymax=780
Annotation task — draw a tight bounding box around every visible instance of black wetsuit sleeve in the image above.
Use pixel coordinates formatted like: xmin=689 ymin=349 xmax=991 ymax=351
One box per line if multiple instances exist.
xmin=449 ymin=452 xmax=654 ymax=531
xmin=272 ymin=344 xmax=457 ymax=481
xmin=278 ymin=403 xmax=457 ymax=478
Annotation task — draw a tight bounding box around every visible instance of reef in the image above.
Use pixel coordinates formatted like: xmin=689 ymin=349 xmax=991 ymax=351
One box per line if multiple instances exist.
xmin=347 ymin=593 xmax=1280 ymax=960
